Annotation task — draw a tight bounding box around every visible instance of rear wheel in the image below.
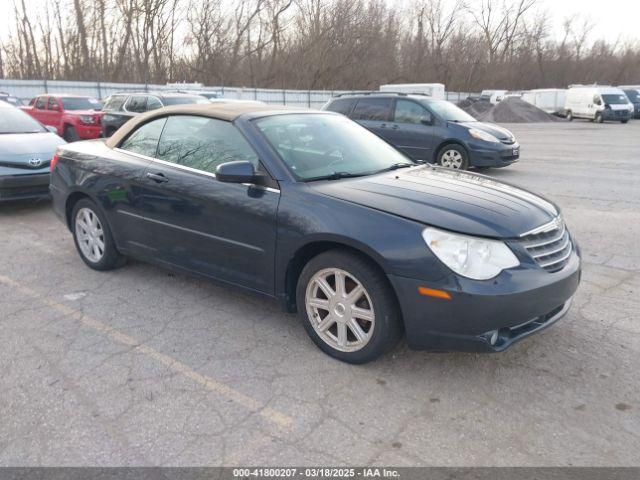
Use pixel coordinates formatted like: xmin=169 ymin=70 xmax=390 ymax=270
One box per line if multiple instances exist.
xmin=595 ymin=113 xmax=603 ymax=124
xmin=438 ymin=145 xmax=469 ymax=170
xmin=64 ymin=125 xmax=80 ymax=142
xmin=72 ymin=199 xmax=124 ymax=271
xmin=566 ymin=111 xmax=573 ymax=121
xmin=621 ymin=119 xmax=629 ymax=124
xmin=296 ymin=250 xmax=402 ymax=363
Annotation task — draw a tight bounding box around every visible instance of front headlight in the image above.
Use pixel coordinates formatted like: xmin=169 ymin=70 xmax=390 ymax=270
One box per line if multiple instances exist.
xmin=422 ymin=227 xmax=519 ymax=280
xmin=79 ymin=115 xmax=96 ymax=124
xmin=469 ymin=128 xmax=500 ymax=143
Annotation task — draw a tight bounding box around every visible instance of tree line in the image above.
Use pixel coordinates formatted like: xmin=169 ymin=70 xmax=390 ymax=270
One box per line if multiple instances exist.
xmin=1 ymin=0 xmax=639 ymax=91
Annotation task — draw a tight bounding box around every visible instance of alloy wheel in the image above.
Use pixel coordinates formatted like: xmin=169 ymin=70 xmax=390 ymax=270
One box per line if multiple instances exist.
xmin=441 ymin=149 xmax=463 ymax=169
xmin=305 ymin=268 xmax=375 ymax=352
xmin=75 ymin=207 xmax=105 ymax=263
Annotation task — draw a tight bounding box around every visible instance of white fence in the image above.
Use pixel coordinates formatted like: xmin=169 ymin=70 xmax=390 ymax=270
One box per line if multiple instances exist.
xmin=0 ymin=78 xmax=475 ymax=107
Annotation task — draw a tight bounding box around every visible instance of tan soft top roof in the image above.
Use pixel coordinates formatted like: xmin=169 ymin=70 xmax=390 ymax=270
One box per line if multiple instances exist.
xmin=105 ymin=102 xmax=300 ymax=148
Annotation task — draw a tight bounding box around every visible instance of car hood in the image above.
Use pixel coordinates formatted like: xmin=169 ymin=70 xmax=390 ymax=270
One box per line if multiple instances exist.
xmin=66 ymin=109 xmax=103 ymax=116
xmin=309 ymin=166 xmax=559 ymax=238
xmin=455 ymin=121 xmax=515 ymax=142
xmin=0 ymin=132 xmax=66 ymax=164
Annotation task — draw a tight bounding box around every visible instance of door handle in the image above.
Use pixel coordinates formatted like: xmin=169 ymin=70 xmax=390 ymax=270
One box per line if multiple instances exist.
xmin=380 ymin=123 xmax=387 ymax=128
xmin=146 ymin=172 xmax=168 ymax=183
xmin=391 ymin=124 xmax=399 ymax=130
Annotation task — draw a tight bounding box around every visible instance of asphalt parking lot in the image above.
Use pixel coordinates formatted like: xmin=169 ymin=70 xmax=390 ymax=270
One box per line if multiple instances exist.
xmin=1 ymin=121 xmax=638 ymax=466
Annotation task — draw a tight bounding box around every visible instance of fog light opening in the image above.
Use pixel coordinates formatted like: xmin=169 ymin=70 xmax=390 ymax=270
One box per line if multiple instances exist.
xmin=488 ymin=330 xmax=499 ymax=346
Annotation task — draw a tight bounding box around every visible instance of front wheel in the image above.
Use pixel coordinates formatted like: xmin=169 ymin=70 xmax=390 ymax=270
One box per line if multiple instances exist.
xmin=64 ymin=125 xmax=80 ymax=142
xmin=595 ymin=113 xmax=603 ymax=124
xmin=296 ymin=250 xmax=402 ymax=363
xmin=621 ymin=119 xmax=629 ymax=124
xmin=72 ymin=198 xmax=124 ymax=271
xmin=566 ymin=111 xmax=573 ymax=121
xmin=438 ymin=145 xmax=469 ymax=170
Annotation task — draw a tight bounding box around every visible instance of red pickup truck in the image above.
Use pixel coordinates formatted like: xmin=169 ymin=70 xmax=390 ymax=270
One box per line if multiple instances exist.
xmin=22 ymin=94 xmax=103 ymax=142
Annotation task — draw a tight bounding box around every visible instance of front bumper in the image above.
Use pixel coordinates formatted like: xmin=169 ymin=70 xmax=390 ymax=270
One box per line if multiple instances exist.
xmin=601 ymin=109 xmax=631 ymax=121
xmin=468 ymin=141 xmax=520 ymax=168
xmin=388 ymin=249 xmax=581 ymax=352
xmin=77 ymin=125 xmax=103 ymax=139
xmin=0 ymin=173 xmax=51 ymax=201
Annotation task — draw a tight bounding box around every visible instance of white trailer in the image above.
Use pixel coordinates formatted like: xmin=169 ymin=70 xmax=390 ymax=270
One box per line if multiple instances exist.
xmin=379 ymin=83 xmax=445 ymax=100
xmin=522 ymin=89 xmax=567 ymax=115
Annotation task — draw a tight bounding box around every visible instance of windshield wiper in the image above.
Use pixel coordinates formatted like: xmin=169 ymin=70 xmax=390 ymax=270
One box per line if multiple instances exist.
xmin=371 ymin=162 xmax=416 ymax=174
xmin=305 ymin=171 xmax=368 ymax=182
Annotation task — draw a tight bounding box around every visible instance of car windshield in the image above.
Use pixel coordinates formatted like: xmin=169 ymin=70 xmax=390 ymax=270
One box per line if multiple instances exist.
xmin=0 ymin=106 xmax=46 ymax=134
xmin=254 ymin=113 xmax=415 ymax=181
xmin=426 ymin=100 xmax=476 ymax=122
xmin=162 ymin=96 xmax=210 ymax=106
xmin=623 ymin=90 xmax=640 ymax=102
xmin=61 ymin=97 xmax=100 ymax=110
xmin=601 ymin=94 xmax=629 ymax=105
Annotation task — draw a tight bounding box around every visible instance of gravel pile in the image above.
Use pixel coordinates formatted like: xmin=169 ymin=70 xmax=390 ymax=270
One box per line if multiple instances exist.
xmin=459 ymin=97 xmax=560 ymax=123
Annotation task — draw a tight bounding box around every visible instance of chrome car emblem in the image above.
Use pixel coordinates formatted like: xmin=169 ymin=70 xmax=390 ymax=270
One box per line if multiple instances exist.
xmin=28 ymin=157 xmax=43 ymax=167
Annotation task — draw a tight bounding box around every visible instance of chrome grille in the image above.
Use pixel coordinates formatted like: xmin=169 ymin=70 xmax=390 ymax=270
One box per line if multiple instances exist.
xmin=520 ymin=219 xmax=572 ymax=273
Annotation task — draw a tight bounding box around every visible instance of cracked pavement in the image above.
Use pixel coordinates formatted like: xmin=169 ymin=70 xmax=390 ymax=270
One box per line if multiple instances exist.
xmin=0 ymin=121 xmax=638 ymax=466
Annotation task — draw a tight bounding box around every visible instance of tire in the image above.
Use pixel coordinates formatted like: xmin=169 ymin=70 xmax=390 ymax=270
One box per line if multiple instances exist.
xmin=71 ymin=198 xmax=124 ymax=271
xmin=437 ymin=144 xmax=469 ymax=170
xmin=64 ymin=125 xmax=80 ymax=142
xmin=621 ymin=120 xmax=629 ymax=124
xmin=296 ymin=249 xmax=402 ymax=364
xmin=566 ymin=111 xmax=573 ymax=121
xmin=595 ymin=113 xmax=603 ymax=124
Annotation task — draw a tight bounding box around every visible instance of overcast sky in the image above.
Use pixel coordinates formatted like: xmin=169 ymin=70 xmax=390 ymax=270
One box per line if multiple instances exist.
xmin=0 ymin=0 xmax=638 ymax=43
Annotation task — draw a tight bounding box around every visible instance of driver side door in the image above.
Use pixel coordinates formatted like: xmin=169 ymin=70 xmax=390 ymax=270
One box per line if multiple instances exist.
xmin=383 ymin=99 xmax=435 ymax=161
xmin=136 ymin=115 xmax=280 ymax=294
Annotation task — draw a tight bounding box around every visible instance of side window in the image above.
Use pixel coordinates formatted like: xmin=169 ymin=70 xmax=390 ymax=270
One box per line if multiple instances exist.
xmin=156 ymin=115 xmax=259 ymax=174
xmin=351 ymin=98 xmax=392 ymax=121
xmin=119 ymin=117 xmax=167 ymax=157
xmin=104 ymin=95 xmax=126 ymax=111
xmin=147 ymin=96 xmax=163 ymax=110
xmin=325 ymin=98 xmax=355 ymax=116
xmin=35 ymin=97 xmax=47 ymax=109
xmin=47 ymin=97 xmax=59 ymax=110
xmin=394 ymin=99 xmax=430 ymax=124
xmin=125 ymin=96 xmax=148 ymax=113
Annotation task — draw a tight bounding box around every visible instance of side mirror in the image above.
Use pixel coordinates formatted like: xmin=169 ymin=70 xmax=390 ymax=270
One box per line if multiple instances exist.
xmin=216 ymin=160 xmax=256 ymax=184
xmin=420 ymin=116 xmax=432 ymax=125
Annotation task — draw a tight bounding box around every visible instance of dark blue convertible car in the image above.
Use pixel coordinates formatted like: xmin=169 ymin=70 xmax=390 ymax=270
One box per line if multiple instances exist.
xmin=50 ymin=103 xmax=580 ymax=363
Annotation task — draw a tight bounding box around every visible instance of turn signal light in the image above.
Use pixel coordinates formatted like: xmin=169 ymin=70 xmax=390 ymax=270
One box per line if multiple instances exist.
xmin=51 ymin=153 xmax=59 ymax=170
xmin=418 ymin=286 xmax=452 ymax=300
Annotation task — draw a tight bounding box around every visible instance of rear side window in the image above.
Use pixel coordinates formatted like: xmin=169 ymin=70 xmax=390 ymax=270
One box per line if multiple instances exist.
xmin=156 ymin=115 xmax=258 ymax=174
xmin=104 ymin=95 xmax=126 ymax=111
xmin=351 ymin=98 xmax=392 ymax=121
xmin=35 ymin=97 xmax=47 ymax=109
xmin=125 ymin=96 xmax=148 ymax=113
xmin=119 ymin=117 xmax=167 ymax=157
xmin=325 ymin=98 xmax=355 ymax=116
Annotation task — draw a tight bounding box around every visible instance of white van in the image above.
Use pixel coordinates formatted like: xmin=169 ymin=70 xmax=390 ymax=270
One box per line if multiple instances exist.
xmin=379 ymin=83 xmax=445 ymax=100
xmin=522 ymin=89 xmax=567 ymax=115
xmin=564 ymin=86 xmax=633 ymax=123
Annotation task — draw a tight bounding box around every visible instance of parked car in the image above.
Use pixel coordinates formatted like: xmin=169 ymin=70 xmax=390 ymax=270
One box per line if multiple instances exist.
xmin=379 ymin=83 xmax=445 ymax=100
xmin=479 ymin=90 xmax=507 ymax=104
xmin=21 ymin=94 xmax=103 ymax=142
xmin=0 ymin=92 xmax=24 ymax=107
xmin=322 ymin=92 xmax=520 ymax=170
xmin=50 ymin=103 xmax=580 ymax=363
xmin=521 ymin=89 xmax=567 ymax=115
xmin=621 ymin=88 xmax=640 ymax=119
xmin=0 ymin=101 xmax=66 ymax=201
xmin=101 ymin=92 xmax=210 ymax=137
xmin=565 ymin=86 xmax=633 ymax=123
xmin=169 ymin=89 xmax=220 ymax=100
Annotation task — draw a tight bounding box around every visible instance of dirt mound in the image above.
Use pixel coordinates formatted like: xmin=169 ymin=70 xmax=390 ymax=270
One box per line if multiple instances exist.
xmin=458 ymin=96 xmax=561 ymax=123
xmin=475 ymin=97 xmax=560 ymax=123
